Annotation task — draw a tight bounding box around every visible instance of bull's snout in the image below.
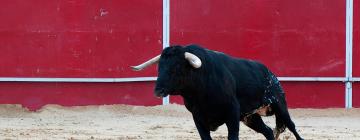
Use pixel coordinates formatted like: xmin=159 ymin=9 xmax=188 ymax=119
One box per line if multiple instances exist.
xmin=154 ymin=88 xmax=169 ymax=97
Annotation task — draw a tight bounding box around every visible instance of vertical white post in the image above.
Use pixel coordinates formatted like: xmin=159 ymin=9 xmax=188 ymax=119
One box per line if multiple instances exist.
xmin=162 ymin=0 xmax=170 ymax=105
xmin=345 ymin=0 xmax=353 ymax=108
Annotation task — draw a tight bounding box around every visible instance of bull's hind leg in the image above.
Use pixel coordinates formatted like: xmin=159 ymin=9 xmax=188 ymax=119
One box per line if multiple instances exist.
xmin=274 ymin=113 xmax=286 ymax=140
xmin=243 ymin=114 xmax=274 ymax=140
xmin=272 ymin=102 xmax=304 ymax=140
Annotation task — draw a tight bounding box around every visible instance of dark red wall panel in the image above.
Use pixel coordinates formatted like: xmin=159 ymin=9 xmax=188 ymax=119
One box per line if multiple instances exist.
xmin=283 ymin=82 xmax=344 ymax=108
xmin=171 ymin=0 xmax=345 ymax=77
xmin=0 ymin=82 xmax=160 ymax=111
xmin=353 ymin=0 xmax=360 ymax=108
xmin=0 ymin=0 xmax=163 ymax=109
xmin=354 ymin=0 xmax=359 ymax=96
xmin=0 ymin=0 xmax=162 ymax=78
xmin=171 ymin=82 xmax=345 ymax=108
xmin=353 ymin=83 xmax=360 ymax=107
xmin=354 ymin=0 xmax=360 ymax=76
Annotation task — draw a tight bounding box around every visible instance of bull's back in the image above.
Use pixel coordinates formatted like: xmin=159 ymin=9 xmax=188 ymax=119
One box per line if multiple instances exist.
xmin=207 ymin=50 xmax=268 ymax=92
xmin=230 ymin=58 xmax=268 ymax=86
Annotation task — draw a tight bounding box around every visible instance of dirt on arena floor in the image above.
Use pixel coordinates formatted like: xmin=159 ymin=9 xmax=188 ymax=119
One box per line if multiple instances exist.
xmin=0 ymin=104 xmax=359 ymax=140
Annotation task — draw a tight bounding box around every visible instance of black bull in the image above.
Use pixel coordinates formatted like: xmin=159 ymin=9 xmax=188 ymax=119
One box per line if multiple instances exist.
xmin=132 ymin=45 xmax=303 ymax=140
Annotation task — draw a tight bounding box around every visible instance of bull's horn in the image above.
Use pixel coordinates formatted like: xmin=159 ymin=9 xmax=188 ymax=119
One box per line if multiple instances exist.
xmin=131 ymin=55 xmax=161 ymax=71
xmin=185 ymin=52 xmax=202 ymax=68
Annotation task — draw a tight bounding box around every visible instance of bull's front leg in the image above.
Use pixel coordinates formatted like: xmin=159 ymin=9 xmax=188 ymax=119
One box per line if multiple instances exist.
xmin=193 ymin=116 xmax=212 ymax=140
xmin=225 ymin=109 xmax=240 ymax=140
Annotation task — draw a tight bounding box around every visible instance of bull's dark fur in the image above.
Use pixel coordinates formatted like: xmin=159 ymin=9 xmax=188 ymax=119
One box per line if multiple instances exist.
xmin=153 ymin=45 xmax=303 ymax=140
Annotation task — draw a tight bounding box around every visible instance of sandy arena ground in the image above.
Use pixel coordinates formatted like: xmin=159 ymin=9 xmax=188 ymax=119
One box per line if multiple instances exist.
xmin=0 ymin=104 xmax=359 ymax=140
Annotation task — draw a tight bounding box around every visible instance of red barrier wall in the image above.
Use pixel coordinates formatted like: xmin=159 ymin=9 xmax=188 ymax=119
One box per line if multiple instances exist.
xmin=354 ymin=83 xmax=360 ymax=108
xmin=0 ymin=0 xmax=161 ymax=110
xmin=170 ymin=0 xmax=346 ymax=108
xmin=0 ymin=0 xmax=162 ymax=78
xmin=354 ymin=0 xmax=360 ymax=77
xmin=171 ymin=0 xmax=345 ymax=77
xmin=0 ymin=82 xmax=160 ymax=111
xmin=0 ymin=0 xmax=357 ymax=109
xmin=353 ymin=0 xmax=360 ymax=107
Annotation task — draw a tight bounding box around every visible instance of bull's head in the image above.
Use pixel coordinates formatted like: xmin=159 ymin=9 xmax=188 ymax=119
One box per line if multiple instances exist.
xmin=131 ymin=46 xmax=202 ymax=97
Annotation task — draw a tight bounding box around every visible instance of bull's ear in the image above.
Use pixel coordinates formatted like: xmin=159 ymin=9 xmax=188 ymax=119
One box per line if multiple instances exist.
xmin=184 ymin=52 xmax=202 ymax=68
xmin=131 ymin=55 xmax=161 ymax=71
